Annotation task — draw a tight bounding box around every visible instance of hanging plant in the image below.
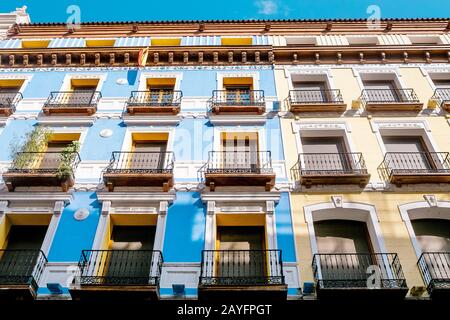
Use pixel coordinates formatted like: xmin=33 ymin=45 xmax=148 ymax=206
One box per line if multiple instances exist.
xmin=57 ymin=141 xmax=80 ymax=179
xmin=10 ymin=126 xmax=53 ymax=169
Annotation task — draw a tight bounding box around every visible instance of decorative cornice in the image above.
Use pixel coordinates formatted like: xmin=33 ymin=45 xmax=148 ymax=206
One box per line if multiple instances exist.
xmin=0 ymin=192 xmax=73 ymax=202
xmin=0 ymin=45 xmax=449 ymax=68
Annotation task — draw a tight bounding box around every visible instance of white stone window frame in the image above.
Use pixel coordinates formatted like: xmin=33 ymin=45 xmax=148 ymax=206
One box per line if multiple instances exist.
xmin=216 ymin=71 xmax=260 ymax=91
xmin=119 ymin=126 xmax=176 ymax=154
xmin=303 ymin=201 xmax=390 ymax=279
xmin=212 ymin=126 xmax=267 ymax=153
xmin=352 ymin=67 xmax=408 ymax=92
xmin=370 ymin=119 xmax=440 ymax=156
xmin=39 ymin=125 xmax=89 ymax=152
xmin=399 ymin=200 xmax=450 ymax=259
xmin=201 ymin=192 xmax=280 ymax=252
xmin=285 ymin=68 xmax=337 ymax=92
xmin=137 ymin=72 xmax=183 ymax=91
xmin=0 ymin=193 xmax=72 ymax=258
xmin=0 ymin=73 xmax=33 ymax=95
xmin=420 ymin=66 xmax=450 ymax=92
xmin=60 ymin=73 xmax=107 ymax=92
xmin=92 ymin=192 xmax=176 ymax=254
xmin=291 ymin=120 xmax=356 ymax=158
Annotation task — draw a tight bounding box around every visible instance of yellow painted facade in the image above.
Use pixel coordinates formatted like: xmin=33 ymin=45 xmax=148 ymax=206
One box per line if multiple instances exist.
xmin=277 ymin=65 xmax=450 ymax=296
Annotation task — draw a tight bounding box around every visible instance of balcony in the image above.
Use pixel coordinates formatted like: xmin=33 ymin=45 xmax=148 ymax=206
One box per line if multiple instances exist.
xmin=288 ymin=89 xmax=346 ymax=113
xmin=70 ymin=250 xmax=163 ymax=301
xmin=2 ymin=151 xmax=81 ymax=192
xmin=42 ymin=90 xmax=101 ymax=115
xmin=418 ymin=252 xmax=450 ymax=299
xmin=126 ymin=90 xmax=182 ymax=114
xmin=103 ymin=151 xmax=174 ymax=192
xmin=431 ymin=88 xmax=450 ymax=111
xmin=209 ymin=90 xmax=265 ymax=114
xmin=380 ymin=152 xmax=450 ymax=187
xmin=312 ymin=253 xmax=408 ymax=300
xmin=198 ymin=250 xmax=287 ymax=300
xmin=0 ymin=91 xmax=22 ymax=116
xmin=296 ymin=153 xmax=371 ymax=188
xmin=0 ymin=250 xmax=47 ymax=300
xmin=360 ymin=88 xmax=423 ymax=112
xmin=204 ymin=151 xmax=275 ymax=191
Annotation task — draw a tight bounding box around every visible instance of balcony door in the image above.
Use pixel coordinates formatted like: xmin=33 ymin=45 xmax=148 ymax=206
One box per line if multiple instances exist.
xmin=301 ymin=137 xmax=350 ymax=173
xmin=39 ymin=141 xmax=73 ymax=170
xmin=147 ymin=86 xmax=175 ymax=106
xmin=293 ymin=81 xmax=328 ymax=103
xmin=131 ymin=141 xmax=167 ymax=171
xmin=382 ymin=136 xmax=434 ymax=171
xmin=105 ymin=226 xmax=156 ymax=284
xmin=222 ymin=135 xmax=258 ymax=172
xmin=363 ymin=80 xmax=399 ymax=102
xmin=314 ymin=220 xmax=373 ymax=284
xmin=0 ymin=226 xmax=48 ymax=281
xmin=67 ymin=85 xmax=97 ymax=106
xmin=216 ymin=226 xmax=266 ymax=281
xmin=224 ymin=85 xmax=252 ymax=105
xmin=0 ymin=86 xmax=21 ymax=107
xmin=411 ymin=219 xmax=450 ymax=280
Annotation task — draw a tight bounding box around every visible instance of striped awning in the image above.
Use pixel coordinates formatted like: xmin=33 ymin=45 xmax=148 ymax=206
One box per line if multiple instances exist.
xmin=48 ymin=38 xmax=86 ymax=48
xmin=115 ymin=37 xmax=151 ymax=47
xmin=181 ymin=36 xmax=221 ymax=46
xmin=0 ymin=39 xmax=21 ymax=49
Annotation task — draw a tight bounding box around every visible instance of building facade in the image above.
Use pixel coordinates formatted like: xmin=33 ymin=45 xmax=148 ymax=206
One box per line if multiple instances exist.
xmin=0 ymin=8 xmax=449 ymax=301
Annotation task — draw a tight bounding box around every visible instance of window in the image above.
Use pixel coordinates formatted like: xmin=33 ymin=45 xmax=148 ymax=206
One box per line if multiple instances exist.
xmin=85 ymin=39 xmax=115 ymax=47
xmin=409 ymin=35 xmax=442 ymax=45
xmin=347 ymin=36 xmax=379 ymax=46
xmin=0 ymin=79 xmax=24 ymax=109
xmin=221 ymin=37 xmax=253 ymax=46
xmin=151 ymin=38 xmax=181 ymax=46
xmin=146 ymin=78 xmax=176 ymax=105
xmin=285 ymin=36 xmax=316 ymax=46
xmin=21 ymin=40 xmax=51 ymax=48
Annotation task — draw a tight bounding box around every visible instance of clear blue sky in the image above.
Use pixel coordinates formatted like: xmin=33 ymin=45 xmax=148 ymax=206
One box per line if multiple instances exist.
xmin=1 ymin=0 xmax=449 ymax=23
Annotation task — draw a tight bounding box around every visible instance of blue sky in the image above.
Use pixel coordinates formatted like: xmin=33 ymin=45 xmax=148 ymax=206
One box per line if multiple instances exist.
xmin=1 ymin=0 xmax=449 ymax=23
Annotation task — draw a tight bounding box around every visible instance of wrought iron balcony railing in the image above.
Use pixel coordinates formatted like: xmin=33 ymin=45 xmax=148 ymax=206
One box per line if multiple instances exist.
xmin=380 ymin=152 xmax=450 ymax=177
xmin=360 ymin=88 xmax=420 ymax=105
xmin=7 ymin=151 xmax=81 ymax=174
xmin=431 ymin=88 xmax=450 ymax=109
xmin=298 ymin=152 xmax=368 ymax=176
xmin=199 ymin=250 xmax=284 ymax=286
xmin=77 ymin=250 xmax=163 ymax=286
xmin=312 ymin=253 xmax=407 ymax=290
xmin=0 ymin=91 xmax=23 ymax=113
xmin=127 ymin=90 xmax=182 ymax=107
xmin=417 ymin=252 xmax=450 ymax=293
xmin=105 ymin=151 xmax=175 ymax=174
xmin=288 ymin=89 xmax=344 ymax=105
xmin=210 ymin=90 xmax=265 ymax=107
xmin=0 ymin=249 xmax=47 ymax=292
xmin=205 ymin=151 xmax=273 ymax=174
xmin=43 ymin=90 xmax=102 ymax=110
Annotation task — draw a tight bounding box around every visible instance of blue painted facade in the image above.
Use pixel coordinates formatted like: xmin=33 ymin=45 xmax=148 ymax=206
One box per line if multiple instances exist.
xmin=0 ymin=65 xmax=298 ymax=299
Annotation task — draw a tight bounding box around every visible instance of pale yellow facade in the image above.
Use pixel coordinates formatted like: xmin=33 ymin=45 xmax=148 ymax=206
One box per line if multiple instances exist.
xmin=277 ymin=65 xmax=450 ymax=296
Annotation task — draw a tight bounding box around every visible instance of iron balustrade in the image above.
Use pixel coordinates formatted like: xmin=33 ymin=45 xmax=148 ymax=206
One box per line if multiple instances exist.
xmin=0 ymin=250 xmax=47 ymax=291
xmin=8 ymin=151 xmax=81 ymax=174
xmin=298 ymin=153 xmax=368 ymax=176
xmin=206 ymin=151 xmax=273 ymax=174
xmin=360 ymin=88 xmax=420 ymax=104
xmin=312 ymin=253 xmax=407 ymax=289
xmin=417 ymin=252 xmax=450 ymax=293
xmin=0 ymin=91 xmax=23 ymax=111
xmin=104 ymin=151 xmax=175 ymax=174
xmin=77 ymin=250 xmax=163 ymax=286
xmin=380 ymin=152 xmax=450 ymax=176
xmin=210 ymin=90 xmax=265 ymax=107
xmin=199 ymin=250 xmax=285 ymax=286
xmin=288 ymin=89 xmax=344 ymax=105
xmin=431 ymin=88 xmax=450 ymax=107
xmin=127 ymin=90 xmax=182 ymax=107
xmin=43 ymin=90 xmax=102 ymax=109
